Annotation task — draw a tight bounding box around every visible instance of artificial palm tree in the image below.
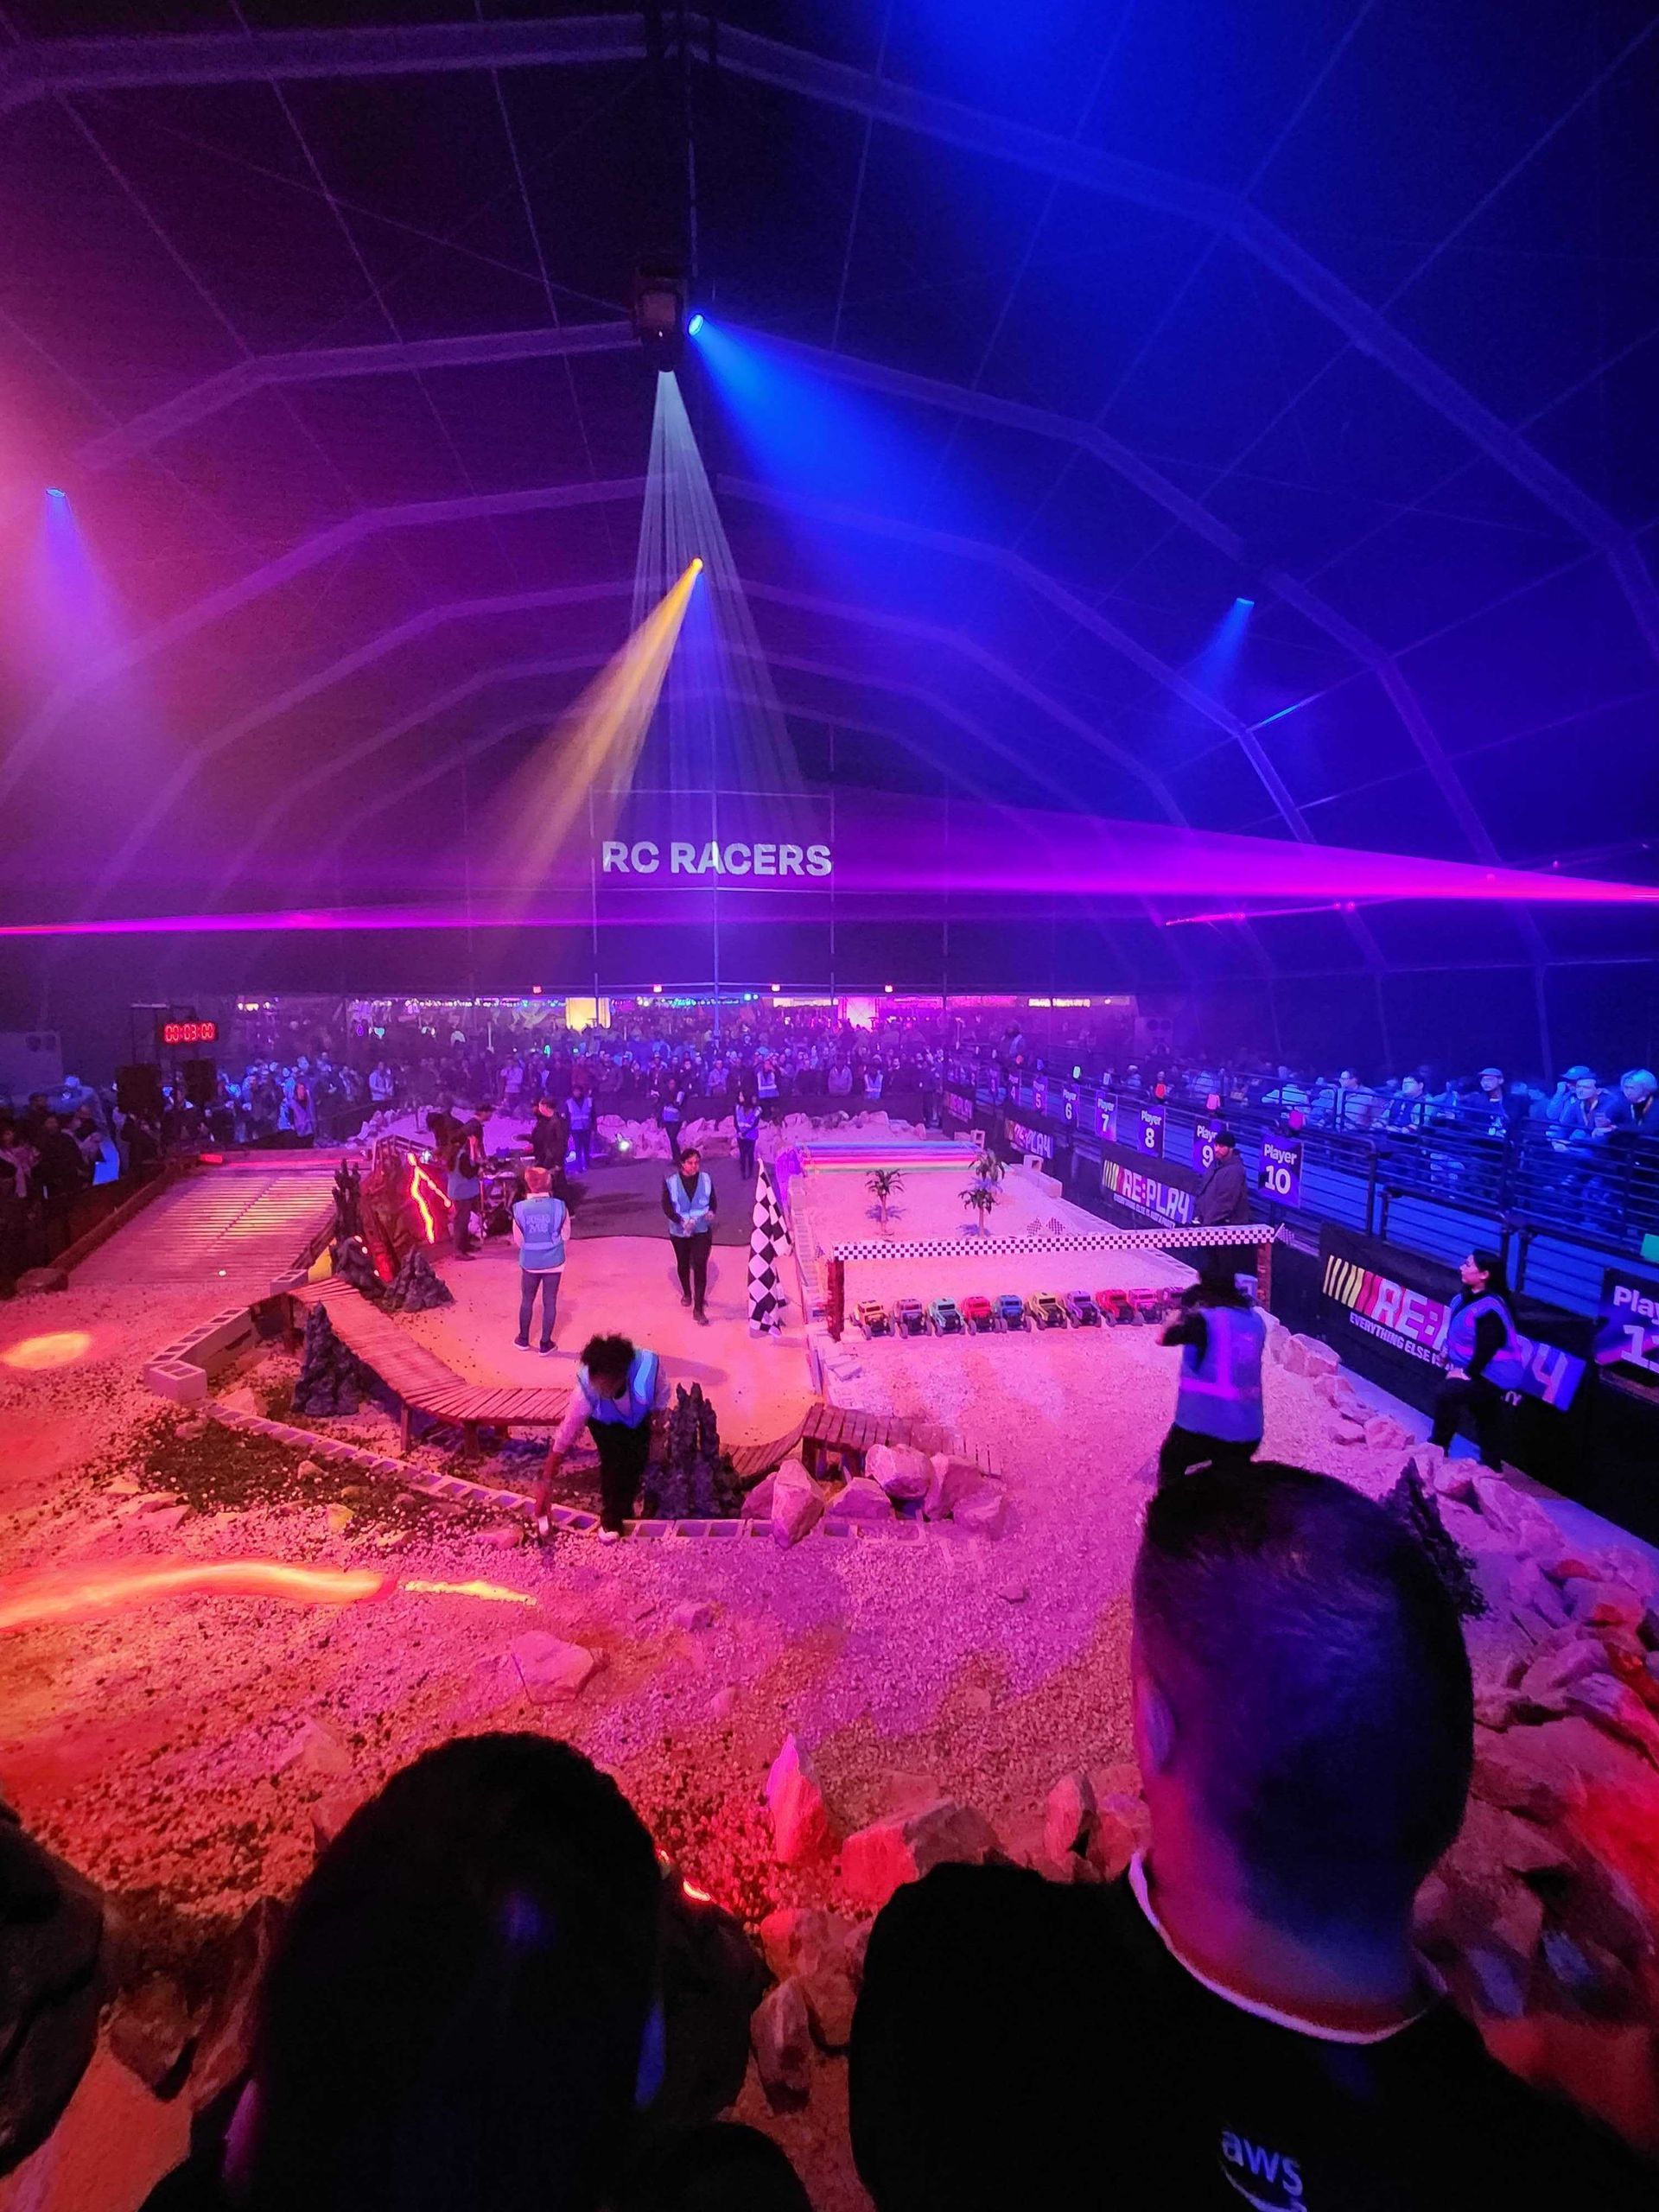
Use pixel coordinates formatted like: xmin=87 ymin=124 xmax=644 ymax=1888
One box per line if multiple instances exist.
xmin=960 ymin=1182 xmax=1001 ymax=1235
xmin=867 ymin=1166 xmax=904 ymax=1226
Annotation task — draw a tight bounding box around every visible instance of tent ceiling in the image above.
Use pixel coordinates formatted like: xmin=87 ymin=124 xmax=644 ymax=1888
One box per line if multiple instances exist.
xmin=3 ymin=3 xmax=1656 ymax=971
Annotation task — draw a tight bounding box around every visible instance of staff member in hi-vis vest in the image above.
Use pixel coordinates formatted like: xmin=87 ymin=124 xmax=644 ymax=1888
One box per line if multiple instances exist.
xmin=733 ymin=1096 xmax=762 ymax=1181
xmin=1431 ymin=1250 xmax=1524 ymax=1471
xmin=1157 ymin=1263 xmax=1268 ymax=1482
xmin=537 ymin=1333 xmax=669 ymax=1542
xmin=662 ymin=1146 xmax=716 ymax=1325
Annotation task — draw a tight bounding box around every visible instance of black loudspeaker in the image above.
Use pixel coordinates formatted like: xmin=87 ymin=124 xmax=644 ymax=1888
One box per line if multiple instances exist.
xmin=117 ymin=1063 xmax=165 ymax=1117
xmin=181 ymin=1058 xmax=219 ymax=1108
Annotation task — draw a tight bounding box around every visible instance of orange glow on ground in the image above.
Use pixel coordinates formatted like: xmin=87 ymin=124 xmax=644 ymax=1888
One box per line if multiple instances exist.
xmin=400 ymin=1578 xmax=535 ymax=1605
xmin=2 ymin=1331 xmax=92 ymax=1371
xmin=0 ymin=1560 xmax=537 ymax=1633
xmin=0 ymin=1557 xmax=389 ymax=1633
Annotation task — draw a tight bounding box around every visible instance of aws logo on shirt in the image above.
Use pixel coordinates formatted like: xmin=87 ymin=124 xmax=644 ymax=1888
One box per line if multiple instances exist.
xmin=1219 ymin=2130 xmax=1305 ymax=2209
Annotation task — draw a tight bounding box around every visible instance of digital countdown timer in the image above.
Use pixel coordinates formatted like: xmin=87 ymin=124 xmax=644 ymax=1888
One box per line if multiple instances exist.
xmin=160 ymin=1019 xmax=218 ymax=1046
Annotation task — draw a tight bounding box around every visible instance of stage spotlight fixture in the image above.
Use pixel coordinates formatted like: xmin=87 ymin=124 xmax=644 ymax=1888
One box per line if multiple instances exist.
xmin=770 ymin=982 xmax=780 ymax=992
xmin=884 ymin=983 xmax=893 ymax=994
xmin=632 ymin=260 xmax=688 ymax=368
xmin=46 ymin=486 xmax=67 ymax=499
xmin=1235 ymin=595 xmax=1255 ymax=609
xmin=687 ymin=312 xmax=705 ymax=337
xmin=652 ymin=982 xmax=664 ymax=994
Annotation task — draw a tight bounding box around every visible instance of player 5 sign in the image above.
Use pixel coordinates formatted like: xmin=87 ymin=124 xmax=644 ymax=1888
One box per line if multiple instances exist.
xmin=1258 ymin=1135 xmax=1303 ymax=1207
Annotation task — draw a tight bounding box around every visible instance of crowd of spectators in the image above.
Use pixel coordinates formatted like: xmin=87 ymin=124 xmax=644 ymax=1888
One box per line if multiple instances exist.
xmin=5 ymin=1465 xmax=1638 ymax=2210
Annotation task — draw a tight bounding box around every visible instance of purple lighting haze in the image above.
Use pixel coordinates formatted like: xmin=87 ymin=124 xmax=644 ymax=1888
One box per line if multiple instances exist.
xmin=2 ymin=795 xmax=1654 ymax=941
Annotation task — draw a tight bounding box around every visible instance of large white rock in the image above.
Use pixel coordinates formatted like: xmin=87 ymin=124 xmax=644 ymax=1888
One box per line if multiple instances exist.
xmin=925 ymin=1453 xmax=982 ymax=1520
xmin=766 ymin=1734 xmax=834 ymax=1865
xmin=841 ymin=1800 xmax=1000 ymax=1912
xmin=953 ymin=1480 xmax=1007 ymax=1538
xmin=509 ymin=1632 xmax=600 ymax=1700
xmin=750 ymin=1978 xmax=813 ymax=2102
xmin=866 ymin=1442 xmax=931 ymax=1502
xmin=772 ymin=1460 xmax=823 ymax=1548
xmin=834 ymin=1476 xmax=895 ymax=1522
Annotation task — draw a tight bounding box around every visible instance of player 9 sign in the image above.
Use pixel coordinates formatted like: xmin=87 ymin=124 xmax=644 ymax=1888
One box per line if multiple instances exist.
xmin=1258 ymin=1135 xmax=1303 ymax=1208
xmin=1192 ymin=1118 xmax=1222 ymax=1173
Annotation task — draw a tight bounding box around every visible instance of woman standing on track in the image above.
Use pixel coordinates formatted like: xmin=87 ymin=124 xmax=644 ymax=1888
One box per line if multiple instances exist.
xmin=663 ymin=1145 xmax=715 ymax=1325
xmin=511 ymin=1164 xmax=569 ymax=1354
xmin=1432 ymin=1249 xmax=1524 ymax=1471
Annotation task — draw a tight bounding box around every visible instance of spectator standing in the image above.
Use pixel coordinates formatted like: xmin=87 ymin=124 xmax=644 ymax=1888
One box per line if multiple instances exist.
xmin=662 ymin=1147 xmax=715 ymax=1325
xmin=733 ymin=1096 xmax=761 ymax=1181
xmin=1192 ymin=1130 xmax=1249 ymax=1225
xmin=1430 ymin=1249 xmax=1523 ymax=1469
xmin=849 ymin=1464 xmax=1652 ymax=2212
xmin=537 ymin=1332 xmax=669 ymax=1542
xmin=567 ymin=1081 xmax=595 ymax=1173
xmin=1156 ymin=1266 xmax=1267 ymax=1480
xmin=511 ymin=1165 xmax=568 ymax=1355
xmin=446 ymin=1108 xmax=485 ymax=1260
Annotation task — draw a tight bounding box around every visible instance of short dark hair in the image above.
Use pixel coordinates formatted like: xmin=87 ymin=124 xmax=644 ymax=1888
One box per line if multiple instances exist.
xmin=582 ymin=1333 xmax=635 ymax=1385
xmin=1133 ymin=1465 xmax=1471 ymax=1933
xmin=248 ymin=1733 xmax=661 ymax=2212
xmin=1211 ymin=1129 xmax=1236 ymax=1151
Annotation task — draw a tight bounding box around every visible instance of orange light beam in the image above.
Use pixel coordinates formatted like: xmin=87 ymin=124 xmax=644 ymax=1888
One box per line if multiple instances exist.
xmin=0 ymin=1559 xmax=537 ymax=1634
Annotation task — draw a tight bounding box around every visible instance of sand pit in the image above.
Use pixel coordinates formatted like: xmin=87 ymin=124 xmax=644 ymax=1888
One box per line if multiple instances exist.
xmin=10 ymin=1169 xmax=1623 ymax=2212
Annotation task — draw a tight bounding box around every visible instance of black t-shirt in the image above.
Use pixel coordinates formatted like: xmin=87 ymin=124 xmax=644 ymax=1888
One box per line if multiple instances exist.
xmin=849 ymin=1861 xmax=1652 ymax=2212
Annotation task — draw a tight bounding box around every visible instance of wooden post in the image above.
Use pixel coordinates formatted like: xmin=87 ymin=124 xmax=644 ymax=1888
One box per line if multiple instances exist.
xmin=827 ymin=1256 xmax=846 ymax=1341
xmin=399 ymin=1403 xmax=412 ymax=1457
xmin=1255 ymin=1230 xmax=1274 ymax=1313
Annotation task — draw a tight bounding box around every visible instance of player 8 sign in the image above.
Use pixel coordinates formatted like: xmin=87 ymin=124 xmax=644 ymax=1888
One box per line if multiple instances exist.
xmin=1257 ymin=1135 xmax=1303 ymax=1208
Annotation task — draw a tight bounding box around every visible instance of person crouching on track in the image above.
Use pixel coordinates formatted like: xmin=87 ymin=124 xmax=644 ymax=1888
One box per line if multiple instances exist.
xmin=1157 ymin=1261 xmax=1267 ymax=1481
xmin=537 ymin=1332 xmax=669 ymax=1543
xmin=663 ymin=1145 xmax=715 ymax=1325
xmin=1431 ymin=1249 xmax=1524 ymax=1471
xmin=734 ymin=1094 xmax=762 ymax=1181
xmin=511 ymin=1165 xmax=568 ymax=1355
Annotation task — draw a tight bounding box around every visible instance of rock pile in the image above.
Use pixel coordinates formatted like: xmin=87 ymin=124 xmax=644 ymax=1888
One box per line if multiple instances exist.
xmin=740 ymin=1447 xmax=1007 ymax=1545
xmin=383 ymin=1246 xmax=454 ymax=1313
xmin=290 ymin=1302 xmax=365 ymax=1417
xmin=1403 ymin=1450 xmax=1659 ymax=2132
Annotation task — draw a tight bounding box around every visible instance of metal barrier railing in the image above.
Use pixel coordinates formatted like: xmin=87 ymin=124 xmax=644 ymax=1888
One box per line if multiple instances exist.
xmin=945 ymin=1057 xmax=1659 ymax=1319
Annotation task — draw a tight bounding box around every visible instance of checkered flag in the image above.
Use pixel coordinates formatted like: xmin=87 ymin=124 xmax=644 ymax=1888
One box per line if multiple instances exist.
xmin=747 ymin=1164 xmax=793 ymax=1336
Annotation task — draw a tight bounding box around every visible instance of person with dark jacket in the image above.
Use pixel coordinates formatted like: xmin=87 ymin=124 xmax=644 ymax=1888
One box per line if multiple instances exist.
xmin=849 ymin=1466 xmax=1655 ymax=2212
xmin=1430 ymin=1249 xmax=1524 ymax=1470
xmin=530 ymin=1097 xmax=568 ymax=1179
xmin=1192 ymin=1131 xmax=1250 ymax=1225
xmin=1156 ymin=1266 xmax=1267 ymax=1479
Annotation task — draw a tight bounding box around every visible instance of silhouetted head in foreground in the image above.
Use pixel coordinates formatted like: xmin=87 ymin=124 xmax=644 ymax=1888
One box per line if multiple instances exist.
xmin=244 ymin=1733 xmax=662 ymax=2212
xmin=1133 ymin=1463 xmax=1472 ymax=1950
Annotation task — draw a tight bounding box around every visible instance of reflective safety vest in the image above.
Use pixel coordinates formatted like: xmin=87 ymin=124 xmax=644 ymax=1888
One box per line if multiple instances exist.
xmin=734 ymin=1102 xmax=761 ymax=1139
xmin=1175 ymin=1305 xmax=1267 ymax=1443
xmin=863 ymin=1068 xmax=883 ymax=1097
xmin=567 ymin=1091 xmax=594 ymax=1130
xmin=665 ymin=1169 xmax=714 ymax=1237
xmin=1445 ymin=1294 xmax=1525 ymax=1389
xmin=756 ymin=1066 xmax=779 ymax=1099
xmin=512 ymin=1193 xmax=567 ymax=1272
xmin=578 ymin=1349 xmax=658 ymax=1428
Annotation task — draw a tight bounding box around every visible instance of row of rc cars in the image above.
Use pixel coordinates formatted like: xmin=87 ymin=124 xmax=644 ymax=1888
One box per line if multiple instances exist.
xmin=854 ymin=1287 xmax=1181 ymax=1338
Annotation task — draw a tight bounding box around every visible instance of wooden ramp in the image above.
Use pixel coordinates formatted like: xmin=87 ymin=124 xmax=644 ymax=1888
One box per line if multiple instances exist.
xmin=79 ymin=1163 xmax=335 ymax=1290
xmin=293 ymin=1282 xmax=571 ymax=1452
xmin=726 ymin=1402 xmax=997 ymax=1484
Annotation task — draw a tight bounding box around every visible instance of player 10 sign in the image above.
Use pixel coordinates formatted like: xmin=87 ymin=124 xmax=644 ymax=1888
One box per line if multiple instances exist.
xmin=1258 ymin=1135 xmax=1303 ymax=1207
